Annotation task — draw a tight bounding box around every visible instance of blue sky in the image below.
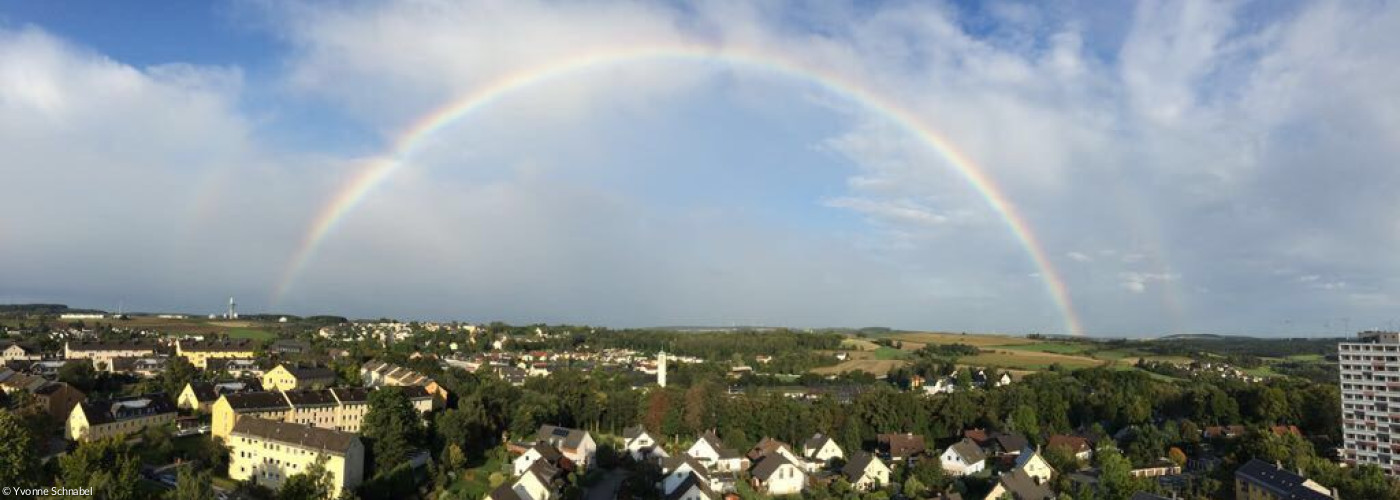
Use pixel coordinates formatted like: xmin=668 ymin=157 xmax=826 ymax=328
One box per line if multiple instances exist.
xmin=2 ymin=0 xmax=1399 ymax=336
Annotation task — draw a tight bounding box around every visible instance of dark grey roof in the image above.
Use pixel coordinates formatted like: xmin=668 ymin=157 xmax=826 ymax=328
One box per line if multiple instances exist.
xmin=842 ymin=451 xmax=880 ymax=482
xmin=223 ymin=391 xmax=291 ymax=411
xmin=531 ymin=442 xmax=565 ymax=463
xmin=78 ymin=393 xmax=176 ymax=425
xmin=622 ymin=425 xmax=648 ymax=440
xmin=663 ymin=473 xmax=713 ymax=500
xmin=995 ymin=469 xmax=1055 ymax=500
xmin=284 ymin=365 xmax=335 ymax=380
xmin=804 ymin=433 xmax=834 ymax=452
xmin=661 ymin=456 xmax=711 ymax=483
xmin=750 ymin=451 xmax=799 ymax=481
xmin=67 ymin=340 xmax=156 ymax=352
xmin=179 ymin=338 xmax=257 ymax=352
xmin=949 ymin=438 xmax=986 ymax=463
xmin=187 ymin=381 xmax=219 ymax=402
xmin=283 ymin=389 xmax=338 ymax=407
xmin=231 ymin=417 xmax=358 ymax=455
xmin=878 ymin=433 xmax=926 ymax=458
xmin=332 ymin=387 xmax=370 ymax=404
xmin=993 ymin=432 xmax=1029 ymax=453
xmin=1235 ymin=459 xmax=1333 ymax=500
xmin=537 ymin=425 xmax=589 ymax=450
xmin=387 ymin=385 xmax=431 ymax=399
xmin=486 ymin=483 xmax=523 ymax=500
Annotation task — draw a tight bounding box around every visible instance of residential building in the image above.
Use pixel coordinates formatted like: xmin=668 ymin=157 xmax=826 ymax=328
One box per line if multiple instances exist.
xmin=841 ymin=452 xmax=891 ymax=492
xmin=208 ymin=358 xmax=266 ymax=378
xmin=0 ymin=341 xmax=41 ymax=363
xmin=535 ymin=425 xmax=596 ymax=469
xmin=622 ymin=425 xmax=669 ymax=463
xmin=176 ymin=338 xmax=258 ymax=369
xmin=1047 ymin=435 xmax=1093 ymax=461
xmin=32 ymin=381 xmax=86 ymax=420
xmin=110 ymin=356 xmax=168 ymax=378
xmin=877 ymin=433 xmax=927 ymax=461
xmin=941 ymin=438 xmax=988 ymax=476
xmin=360 ymin=360 xmax=449 ymax=409
xmin=802 ymin=433 xmax=844 ymax=463
xmin=262 ymin=364 xmax=335 ymax=391
xmin=661 ymin=456 xmax=712 ymax=496
xmin=212 ymin=391 xmax=293 ymax=439
xmin=983 ymin=469 xmax=1055 ymax=500
xmin=1013 ymin=447 xmax=1055 ymax=483
xmin=1234 ymin=458 xmax=1335 ymax=500
xmin=228 ymin=417 xmax=365 ymax=497
xmin=747 ymin=437 xmax=802 ymax=464
xmin=749 ymin=451 xmax=806 ymax=495
xmin=66 ymin=393 xmax=177 ymax=442
xmin=64 ymin=340 xmax=156 ymax=371
xmin=178 ymin=380 xmax=262 ymax=413
xmin=1340 ymin=331 xmax=1400 ymax=472
xmin=514 ymin=442 xmax=568 ymax=477
xmin=685 ymin=432 xmax=746 ymax=472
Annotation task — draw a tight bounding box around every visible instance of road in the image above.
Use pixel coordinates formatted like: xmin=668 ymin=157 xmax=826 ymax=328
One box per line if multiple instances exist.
xmin=585 ymin=469 xmax=628 ymax=500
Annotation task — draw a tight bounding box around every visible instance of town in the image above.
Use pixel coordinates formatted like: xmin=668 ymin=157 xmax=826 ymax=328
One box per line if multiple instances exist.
xmin=0 ymin=304 xmax=1384 ymax=499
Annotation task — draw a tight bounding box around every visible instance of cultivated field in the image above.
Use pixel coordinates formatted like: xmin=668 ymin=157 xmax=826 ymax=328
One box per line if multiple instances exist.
xmin=887 ymin=331 xmax=1037 ymax=347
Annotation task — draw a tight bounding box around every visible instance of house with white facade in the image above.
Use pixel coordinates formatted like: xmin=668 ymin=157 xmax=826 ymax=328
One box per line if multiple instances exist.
xmin=622 ymin=425 xmax=669 ymax=463
xmin=802 ymin=433 xmax=844 ymax=464
xmin=749 ymin=452 xmax=806 ymax=495
xmin=841 ymin=452 xmax=891 ymax=492
xmin=940 ymin=438 xmax=987 ymax=476
xmin=685 ymin=432 xmax=746 ymax=472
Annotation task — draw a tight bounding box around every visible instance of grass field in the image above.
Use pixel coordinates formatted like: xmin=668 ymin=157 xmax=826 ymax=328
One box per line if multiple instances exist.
xmin=811 ymin=359 xmax=906 ymax=376
xmin=448 ymin=455 xmax=507 ymax=498
xmin=873 ymin=346 xmax=911 ymax=360
xmin=887 ymin=331 xmax=1036 ymax=347
xmin=227 ymin=328 xmax=277 ymax=340
xmin=841 ymin=338 xmax=880 ymax=351
xmin=1001 ymin=342 xmax=1096 ymax=354
xmin=958 ymin=349 xmax=1107 ymax=370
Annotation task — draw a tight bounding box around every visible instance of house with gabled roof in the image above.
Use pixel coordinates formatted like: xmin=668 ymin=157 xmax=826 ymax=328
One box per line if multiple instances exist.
xmin=228 ymin=417 xmax=365 ymax=498
xmin=842 ymin=451 xmax=891 ymax=492
xmin=536 ymin=424 xmax=596 ymax=469
xmin=178 ymin=379 xmax=262 ymax=413
xmin=1047 ymin=434 xmax=1093 ymax=460
xmin=983 ymin=468 xmax=1055 ymax=500
xmin=802 ymin=433 xmax=844 ymax=463
xmin=262 ymin=364 xmax=335 ymax=392
xmin=662 ymin=472 xmax=715 ymax=500
xmin=66 ymin=392 xmax=177 ymax=442
xmin=514 ymin=442 xmax=568 ymax=477
xmin=940 ymin=437 xmax=987 ymax=476
xmin=685 ymin=432 xmax=746 ymax=472
xmin=749 ymin=451 xmax=806 ymax=495
xmin=661 ymin=455 xmax=712 ymax=496
xmin=747 ymin=437 xmax=802 ymax=464
xmin=1012 ymin=447 xmax=1055 ymax=483
xmin=877 ymin=433 xmax=927 ymax=461
xmin=622 ymin=425 xmax=669 ymax=463
xmin=1234 ymin=459 xmax=1335 ymax=500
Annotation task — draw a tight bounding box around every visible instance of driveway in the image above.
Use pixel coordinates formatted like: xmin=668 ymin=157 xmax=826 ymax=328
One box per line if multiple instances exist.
xmin=585 ymin=469 xmax=628 ymax=500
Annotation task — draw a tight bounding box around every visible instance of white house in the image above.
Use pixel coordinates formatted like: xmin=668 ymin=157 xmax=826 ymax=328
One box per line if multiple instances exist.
xmin=923 ymin=377 xmax=958 ymax=395
xmin=513 ymin=442 xmax=564 ymax=476
xmin=749 ymin=452 xmax=806 ymax=495
xmin=802 ymin=433 xmax=844 ymax=464
xmin=841 ymin=452 xmax=891 ymax=492
xmin=940 ymin=438 xmax=987 ymax=476
xmin=686 ymin=432 xmax=745 ymax=472
xmin=622 ymin=425 xmax=669 ymax=463
xmin=1013 ymin=447 xmax=1055 ymax=483
xmin=661 ymin=456 xmax=711 ymax=496
xmin=535 ymin=425 xmax=596 ymax=469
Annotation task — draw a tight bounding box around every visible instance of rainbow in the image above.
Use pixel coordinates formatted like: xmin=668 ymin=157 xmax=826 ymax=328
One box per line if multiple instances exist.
xmin=273 ymin=44 xmax=1086 ymax=335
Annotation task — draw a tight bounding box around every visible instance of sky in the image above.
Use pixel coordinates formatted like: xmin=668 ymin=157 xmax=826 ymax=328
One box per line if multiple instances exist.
xmin=1 ymin=0 xmax=1398 ymax=336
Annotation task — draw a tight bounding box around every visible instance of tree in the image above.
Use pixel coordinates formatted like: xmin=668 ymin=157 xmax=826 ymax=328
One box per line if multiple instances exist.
xmin=1168 ymin=447 xmax=1187 ymax=468
xmin=168 ymin=466 xmax=214 ymax=500
xmin=903 ymin=476 xmax=927 ymax=498
xmin=280 ymin=456 xmax=334 ymax=500
xmin=59 ymin=437 xmax=142 ymax=500
xmin=362 ymin=388 xmax=423 ymax=475
xmin=160 ymin=356 xmax=199 ymax=398
xmin=1095 ymin=447 xmax=1133 ymax=500
xmin=0 ymin=410 xmax=38 ymax=486
xmin=59 ymin=361 xmax=97 ymax=392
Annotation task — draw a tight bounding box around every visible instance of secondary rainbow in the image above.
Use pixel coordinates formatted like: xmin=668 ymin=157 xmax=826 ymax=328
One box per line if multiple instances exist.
xmin=274 ymin=44 xmax=1086 ymax=335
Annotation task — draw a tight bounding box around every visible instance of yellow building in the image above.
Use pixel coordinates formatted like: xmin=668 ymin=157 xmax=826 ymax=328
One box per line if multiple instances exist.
xmin=66 ymin=393 xmax=177 ymax=442
xmin=178 ymin=380 xmax=263 ymax=413
xmin=176 ymin=338 xmax=258 ymax=369
xmin=228 ymin=417 xmax=365 ymax=497
xmin=212 ymin=387 xmax=420 ymax=439
xmin=64 ymin=341 xmax=157 ymax=372
xmin=213 ymin=391 xmax=292 ymax=439
xmin=263 ymin=364 xmax=336 ymax=392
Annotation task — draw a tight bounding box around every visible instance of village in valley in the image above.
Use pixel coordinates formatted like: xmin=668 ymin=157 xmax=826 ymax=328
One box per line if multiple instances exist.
xmin=0 ymin=303 xmax=1367 ymax=500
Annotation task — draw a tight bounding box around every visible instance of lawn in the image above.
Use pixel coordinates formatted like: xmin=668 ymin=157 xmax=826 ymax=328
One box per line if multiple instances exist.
xmin=958 ymin=349 xmax=1105 ymax=370
xmin=888 ymin=331 xmax=1036 ymax=347
xmin=810 ymin=359 xmax=907 ymax=376
xmin=873 ymin=346 xmax=911 ymax=360
xmin=227 ymin=328 xmax=276 ymax=340
xmin=1001 ymin=342 xmax=1095 ymax=355
xmin=448 ymin=455 xmax=507 ymax=497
